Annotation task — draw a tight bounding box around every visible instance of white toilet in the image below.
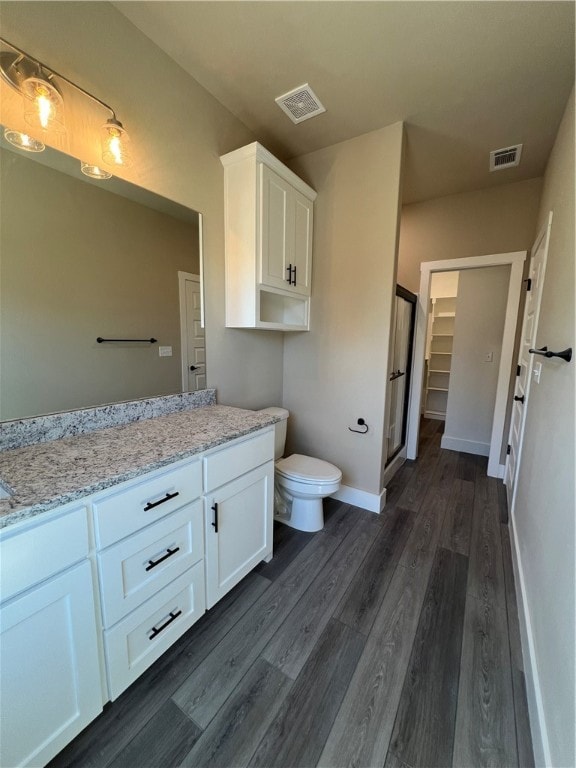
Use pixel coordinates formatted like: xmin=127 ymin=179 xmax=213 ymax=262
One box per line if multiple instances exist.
xmin=259 ymin=407 xmax=342 ymax=532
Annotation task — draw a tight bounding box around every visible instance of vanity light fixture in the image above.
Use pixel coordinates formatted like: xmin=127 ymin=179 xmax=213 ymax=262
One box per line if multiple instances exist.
xmin=0 ymin=38 xmax=133 ymax=169
xmin=3 ymin=126 xmax=45 ymax=152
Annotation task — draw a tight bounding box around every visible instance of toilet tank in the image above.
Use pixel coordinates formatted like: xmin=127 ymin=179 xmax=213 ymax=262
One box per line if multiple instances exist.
xmin=258 ymin=407 xmax=289 ymax=460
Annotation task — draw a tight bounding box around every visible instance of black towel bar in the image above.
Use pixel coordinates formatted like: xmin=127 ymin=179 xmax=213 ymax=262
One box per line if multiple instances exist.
xmin=97 ymin=337 xmax=157 ymax=344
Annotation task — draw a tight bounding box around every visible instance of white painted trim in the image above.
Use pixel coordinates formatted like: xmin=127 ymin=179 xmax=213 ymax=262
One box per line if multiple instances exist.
xmin=178 ymin=271 xmax=201 ymax=393
xmin=331 ymin=484 xmax=386 ymax=514
xmin=440 ymin=435 xmax=489 ymax=456
xmin=407 ymin=250 xmax=527 ymax=480
xmin=382 ymin=449 xmax=407 ymax=487
xmin=508 ymin=513 xmax=551 ymax=766
xmin=498 ymin=463 xmax=506 ymax=480
xmin=198 ymin=214 xmax=205 ymax=330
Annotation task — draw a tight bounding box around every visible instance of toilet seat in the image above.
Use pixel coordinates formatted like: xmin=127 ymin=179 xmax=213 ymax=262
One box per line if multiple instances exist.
xmin=275 ymin=454 xmax=342 ymax=485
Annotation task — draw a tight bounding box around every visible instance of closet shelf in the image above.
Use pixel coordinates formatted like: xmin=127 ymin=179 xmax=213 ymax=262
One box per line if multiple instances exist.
xmin=427 ymin=386 xmax=449 ymax=392
xmin=432 ymin=333 xmax=453 ymax=337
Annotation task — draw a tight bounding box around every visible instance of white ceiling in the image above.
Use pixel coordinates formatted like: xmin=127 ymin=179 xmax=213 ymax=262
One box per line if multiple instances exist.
xmin=116 ymin=1 xmax=575 ymax=203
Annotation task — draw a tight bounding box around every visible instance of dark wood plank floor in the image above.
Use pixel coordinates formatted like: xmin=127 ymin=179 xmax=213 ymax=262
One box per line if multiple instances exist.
xmin=49 ymin=420 xmax=534 ymax=768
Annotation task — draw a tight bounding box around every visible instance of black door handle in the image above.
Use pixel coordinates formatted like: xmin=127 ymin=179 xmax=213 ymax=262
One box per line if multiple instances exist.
xmin=190 ymin=365 xmax=203 ymax=371
xmin=514 ymin=395 xmax=525 ymax=403
xmin=211 ymin=502 xmax=218 ymax=533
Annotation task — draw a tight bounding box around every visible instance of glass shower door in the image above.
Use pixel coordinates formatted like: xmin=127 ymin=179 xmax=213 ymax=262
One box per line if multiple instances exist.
xmin=386 ymin=287 xmax=416 ymax=464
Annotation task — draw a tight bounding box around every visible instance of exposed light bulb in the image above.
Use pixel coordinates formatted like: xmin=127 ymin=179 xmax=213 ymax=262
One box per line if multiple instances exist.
xmin=36 ymin=87 xmax=53 ymax=129
xmin=22 ymin=76 xmax=65 ymax=134
xmin=108 ymin=130 xmax=122 ymax=164
xmin=101 ymin=118 xmax=132 ymax=168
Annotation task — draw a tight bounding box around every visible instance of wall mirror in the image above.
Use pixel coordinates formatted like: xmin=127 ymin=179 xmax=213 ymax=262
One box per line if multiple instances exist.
xmin=0 ymin=135 xmax=206 ymax=421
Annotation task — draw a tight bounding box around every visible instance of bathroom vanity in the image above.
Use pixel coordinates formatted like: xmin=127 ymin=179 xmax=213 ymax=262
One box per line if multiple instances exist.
xmin=0 ymin=400 xmax=277 ymax=768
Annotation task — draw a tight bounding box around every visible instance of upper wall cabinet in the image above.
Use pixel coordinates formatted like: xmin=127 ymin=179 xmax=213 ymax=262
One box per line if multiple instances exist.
xmin=221 ymin=142 xmax=316 ymax=331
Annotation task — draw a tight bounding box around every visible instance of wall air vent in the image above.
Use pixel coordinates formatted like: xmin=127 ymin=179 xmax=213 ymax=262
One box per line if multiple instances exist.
xmin=275 ymin=83 xmax=326 ymax=124
xmin=489 ymin=144 xmax=523 ymax=171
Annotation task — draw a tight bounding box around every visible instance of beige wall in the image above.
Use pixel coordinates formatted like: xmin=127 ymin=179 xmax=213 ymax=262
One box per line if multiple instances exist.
xmin=284 ymin=124 xmax=404 ymax=498
xmin=443 ymin=266 xmax=510 ymax=454
xmin=398 ymin=178 xmax=542 ymax=292
xmin=513 ymin=88 xmax=575 ymax=767
xmin=0 ymin=149 xmax=200 ymax=419
xmin=0 ymin=1 xmax=284 ymax=413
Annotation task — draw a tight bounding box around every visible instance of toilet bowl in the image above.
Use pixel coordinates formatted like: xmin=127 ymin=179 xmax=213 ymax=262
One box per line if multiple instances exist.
xmin=258 ymin=408 xmax=342 ymax=532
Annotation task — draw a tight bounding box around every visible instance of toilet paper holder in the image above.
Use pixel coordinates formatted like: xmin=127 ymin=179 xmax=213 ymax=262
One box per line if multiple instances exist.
xmin=349 ymin=418 xmax=369 ymax=434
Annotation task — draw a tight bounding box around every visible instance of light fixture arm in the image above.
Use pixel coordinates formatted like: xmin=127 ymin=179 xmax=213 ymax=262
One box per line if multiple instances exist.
xmin=0 ymin=37 xmax=117 ymax=120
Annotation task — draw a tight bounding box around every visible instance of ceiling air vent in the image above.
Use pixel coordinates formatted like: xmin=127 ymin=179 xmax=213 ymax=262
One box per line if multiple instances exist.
xmin=489 ymin=144 xmax=523 ymax=171
xmin=275 ymin=83 xmax=326 ymax=124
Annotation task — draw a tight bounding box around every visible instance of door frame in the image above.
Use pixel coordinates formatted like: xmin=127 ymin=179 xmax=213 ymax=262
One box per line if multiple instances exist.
xmin=178 ymin=271 xmax=203 ymax=392
xmin=406 ymin=250 xmax=527 ymax=477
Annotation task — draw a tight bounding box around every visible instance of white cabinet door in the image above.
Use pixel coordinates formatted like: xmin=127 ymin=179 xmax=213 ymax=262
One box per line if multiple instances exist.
xmin=260 ymin=164 xmax=293 ymax=292
xmin=0 ymin=561 xmax=102 ymax=768
xmin=204 ymin=462 xmax=273 ymax=609
xmin=260 ymin=165 xmax=312 ymax=297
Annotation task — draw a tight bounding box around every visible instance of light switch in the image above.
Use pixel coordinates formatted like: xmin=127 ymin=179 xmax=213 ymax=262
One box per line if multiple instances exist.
xmin=484 ymin=351 xmax=493 ymax=363
xmin=159 ymin=346 xmax=172 ymax=357
xmin=533 ymin=361 xmax=542 ymax=384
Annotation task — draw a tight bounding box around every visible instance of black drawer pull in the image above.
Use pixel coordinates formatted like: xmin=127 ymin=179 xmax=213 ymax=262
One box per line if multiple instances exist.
xmin=143 ymin=491 xmax=179 ymax=512
xmin=292 ymin=265 xmax=297 ymax=286
xmin=211 ymin=502 xmax=218 ymax=533
xmin=145 ymin=546 xmax=180 ymax=572
xmin=149 ymin=609 xmax=182 ymax=640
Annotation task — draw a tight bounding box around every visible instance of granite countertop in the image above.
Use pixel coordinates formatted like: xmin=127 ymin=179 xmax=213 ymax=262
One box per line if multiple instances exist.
xmin=0 ymin=405 xmax=278 ymax=530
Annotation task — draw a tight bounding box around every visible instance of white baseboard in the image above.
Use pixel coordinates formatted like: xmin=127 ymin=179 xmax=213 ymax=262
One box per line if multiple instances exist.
xmin=331 ymin=484 xmax=386 ymax=514
xmin=440 ymin=434 xmax=490 ymax=456
xmin=498 ymin=463 xmax=506 ymax=479
xmin=508 ymin=513 xmax=551 ymax=766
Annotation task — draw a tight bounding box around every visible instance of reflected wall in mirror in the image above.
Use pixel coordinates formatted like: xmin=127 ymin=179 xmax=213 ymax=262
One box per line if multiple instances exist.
xmin=0 ymin=137 xmax=205 ymax=421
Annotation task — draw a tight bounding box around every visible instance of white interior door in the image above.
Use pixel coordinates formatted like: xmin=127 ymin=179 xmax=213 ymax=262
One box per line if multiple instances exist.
xmin=505 ymin=213 xmax=552 ymax=508
xmin=179 ymin=272 xmax=205 ymax=391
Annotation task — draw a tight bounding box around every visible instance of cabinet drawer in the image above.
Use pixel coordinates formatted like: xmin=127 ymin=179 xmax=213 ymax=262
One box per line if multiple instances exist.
xmin=104 ymin=562 xmax=205 ymax=700
xmin=93 ymin=459 xmax=202 ymax=548
xmin=204 ymin=429 xmax=274 ymax=492
xmin=0 ymin=507 xmax=89 ymax=604
xmin=98 ymin=502 xmax=204 ymax=628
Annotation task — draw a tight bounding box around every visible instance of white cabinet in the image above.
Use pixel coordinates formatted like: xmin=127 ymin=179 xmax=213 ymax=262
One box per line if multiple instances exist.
xmin=221 ymin=142 xmax=316 ymax=331
xmin=0 ymin=425 xmax=275 ymax=764
xmin=260 ymin=164 xmax=313 ymax=296
xmin=0 ymin=508 xmax=102 ymax=768
xmin=203 ymin=431 xmax=274 ymax=608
